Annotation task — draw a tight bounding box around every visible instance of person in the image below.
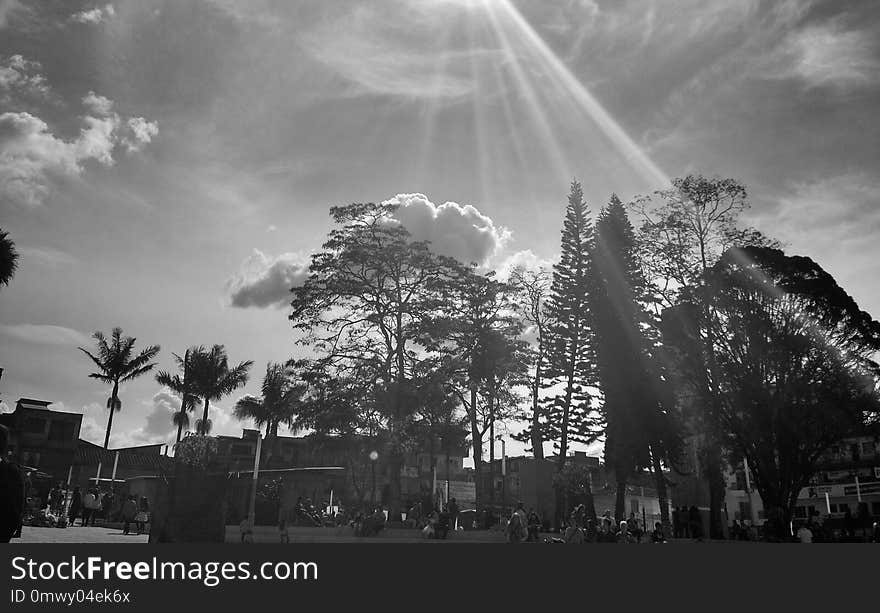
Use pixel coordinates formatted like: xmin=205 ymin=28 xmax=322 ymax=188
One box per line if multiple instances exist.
xmin=0 ymin=425 xmax=26 ymax=542
xmin=101 ymin=488 xmax=115 ymax=523
xmin=239 ymin=516 xmax=253 ymax=543
xmin=689 ymin=505 xmax=703 ymax=541
xmin=628 ymin=512 xmax=643 ymax=543
xmin=435 ymin=506 xmax=450 ymax=540
xmin=730 ymin=519 xmax=742 ymax=540
xmin=279 ymin=518 xmax=290 ymax=543
xmin=49 ymin=483 xmax=64 ymax=513
xmin=121 ymin=495 xmax=138 ymax=535
xmin=797 ymin=521 xmax=813 ymax=544
xmin=447 ymin=497 xmax=459 ymax=531
xmin=679 ymin=506 xmax=690 ymax=538
xmin=617 ymin=520 xmax=634 ymax=544
xmin=872 ymin=521 xmax=880 ymax=544
xmin=584 ymin=518 xmax=598 ymax=543
xmin=672 ymin=506 xmax=681 ymax=538
xmin=527 ymin=508 xmax=541 ymax=542
xmin=136 ymin=496 xmax=150 ymax=535
xmin=68 ymin=486 xmax=82 ymax=527
xmin=843 ymin=506 xmax=856 ymax=539
xmin=506 ymin=503 xmax=526 ymax=543
xmin=81 ymin=488 xmax=98 ymax=526
xmin=651 ymin=522 xmax=666 ymax=543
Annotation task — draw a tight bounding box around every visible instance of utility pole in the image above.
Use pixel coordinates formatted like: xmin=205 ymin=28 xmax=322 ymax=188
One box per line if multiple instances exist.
xmin=248 ymin=435 xmax=263 ymax=530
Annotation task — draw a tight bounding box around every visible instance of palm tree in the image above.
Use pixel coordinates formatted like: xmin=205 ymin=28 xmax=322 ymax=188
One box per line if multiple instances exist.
xmin=190 ymin=344 xmax=252 ymax=436
xmin=0 ymin=227 xmax=19 ymax=288
xmin=234 ymin=363 xmax=303 ymax=437
xmin=79 ymin=327 xmax=161 ymax=449
xmin=155 ymin=347 xmax=202 ymax=445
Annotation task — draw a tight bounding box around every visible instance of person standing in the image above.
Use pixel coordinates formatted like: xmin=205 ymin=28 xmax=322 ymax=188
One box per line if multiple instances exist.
xmin=0 ymin=425 xmax=25 ymax=542
xmin=121 ymin=495 xmax=137 ymax=535
xmin=135 ymin=496 xmax=150 ymax=535
xmin=82 ymin=488 xmax=97 ymax=526
xmin=447 ymin=497 xmax=459 ymax=531
xmin=68 ymin=486 xmax=82 ymax=527
xmin=689 ymin=506 xmax=703 ymax=541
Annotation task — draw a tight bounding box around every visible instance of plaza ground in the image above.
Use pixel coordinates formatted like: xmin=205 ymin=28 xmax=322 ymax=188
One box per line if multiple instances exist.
xmin=11 ymin=526 xmax=149 ymax=544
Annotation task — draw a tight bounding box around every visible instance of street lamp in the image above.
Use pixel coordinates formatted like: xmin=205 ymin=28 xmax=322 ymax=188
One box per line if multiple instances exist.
xmin=369 ymin=450 xmax=378 ymax=507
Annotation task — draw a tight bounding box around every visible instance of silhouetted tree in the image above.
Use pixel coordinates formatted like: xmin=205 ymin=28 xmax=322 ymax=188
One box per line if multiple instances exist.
xmin=79 ymin=327 xmax=160 ymax=448
xmin=671 ymin=246 xmax=880 ymax=534
xmin=156 ymin=347 xmax=202 ymax=445
xmin=0 ymin=228 xmax=18 ymax=288
xmin=190 ymin=345 xmax=252 ymax=436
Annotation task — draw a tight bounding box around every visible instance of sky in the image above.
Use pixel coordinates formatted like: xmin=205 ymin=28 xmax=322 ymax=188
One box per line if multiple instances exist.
xmin=2 ymin=0 xmax=879 ymax=462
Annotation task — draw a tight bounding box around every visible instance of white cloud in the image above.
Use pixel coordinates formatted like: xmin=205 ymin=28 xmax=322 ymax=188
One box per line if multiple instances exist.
xmin=385 ymin=193 xmax=511 ymax=266
xmin=0 ymin=87 xmax=158 ymax=207
xmin=761 ymin=21 xmax=880 ymax=91
xmin=0 ymin=323 xmax=90 ymax=346
xmin=70 ymin=4 xmax=115 ymax=25
xmin=0 ymin=54 xmax=50 ymax=102
xmin=493 ymin=248 xmax=556 ymax=281
xmin=226 ymin=249 xmax=310 ymax=308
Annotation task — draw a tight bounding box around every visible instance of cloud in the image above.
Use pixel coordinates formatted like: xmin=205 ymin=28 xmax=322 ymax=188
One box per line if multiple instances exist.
xmin=298 ymin=2 xmax=500 ymax=100
xmin=0 ymin=54 xmax=50 ymax=103
xmin=70 ymin=4 xmax=115 ymax=25
xmin=226 ymin=249 xmax=310 ymax=308
xmin=384 ymin=193 xmax=511 ymax=265
xmin=0 ymin=323 xmax=90 ymax=345
xmin=494 ymin=248 xmax=556 ymax=281
xmin=761 ymin=20 xmax=880 ymax=91
xmin=0 ymin=0 xmax=24 ymax=29
xmin=0 ymin=83 xmax=158 ymax=207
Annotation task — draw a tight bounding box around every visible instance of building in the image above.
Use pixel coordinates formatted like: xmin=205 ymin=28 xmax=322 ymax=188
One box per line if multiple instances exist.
xmin=0 ymin=398 xmax=173 ymax=506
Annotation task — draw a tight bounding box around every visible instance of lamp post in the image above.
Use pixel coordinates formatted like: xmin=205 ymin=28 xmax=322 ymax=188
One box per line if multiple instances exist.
xmin=369 ymin=450 xmax=378 ymax=507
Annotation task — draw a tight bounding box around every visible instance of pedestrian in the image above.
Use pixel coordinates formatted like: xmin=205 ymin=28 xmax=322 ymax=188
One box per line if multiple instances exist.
xmin=68 ymin=486 xmax=82 ymax=526
xmin=617 ymin=520 xmax=635 ymax=544
xmin=0 ymin=425 xmax=26 ymax=543
xmin=672 ymin=506 xmax=681 ymax=538
xmin=447 ymin=497 xmax=459 ymax=531
xmin=101 ymin=489 xmax=115 ymax=523
xmin=135 ymin=496 xmax=150 ymax=535
xmin=527 ymin=508 xmax=541 ymax=542
xmin=240 ymin=515 xmax=253 ymax=543
xmin=506 ymin=502 xmax=527 ymax=543
xmin=82 ymin=488 xmax=97 ymax=526
xmin=680 ymin=506 xmax=690 ymax=538
xmin=872 ymin=522 xmax=879 ymax=543
xmin=121 ymin=495 xmax=137 ymax=535
xmin=689 ymin=506 xmax=703 ymax=541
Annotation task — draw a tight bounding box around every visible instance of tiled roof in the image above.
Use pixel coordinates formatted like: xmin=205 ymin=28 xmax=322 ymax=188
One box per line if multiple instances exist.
xmin=75 ymin=440 xmax=173 ymax=472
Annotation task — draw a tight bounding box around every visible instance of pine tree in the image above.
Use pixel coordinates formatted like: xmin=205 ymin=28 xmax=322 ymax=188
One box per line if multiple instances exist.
xmin=590 ymin=195 xmax=658 ymax=521
xmin=544 ymin=181 xmax=599 ymax=468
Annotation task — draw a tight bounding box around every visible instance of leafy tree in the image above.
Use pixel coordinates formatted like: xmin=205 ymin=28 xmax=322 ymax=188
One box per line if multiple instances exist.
xmin=543 ymin=180 xmax=599 ymax=466
xmin=509 ymin=265 xmax=554 ymax=460
xmin=79 ymin=327 xmax=160 ymax=448
xmin=422 ymin=264 xmax=522 ymax=509
xmin=156 ymin=347 xmax=202 ymax=445
xmin=631 ymin=175 xmax=777 ymax=538
xmin=589 ymin=195 xmax=672 ymax=522
xmin=672 ymin=246 xmax=880 ymax=535
xmin=290 ymin=202 xmax=456 ymax=516
xmin=0 ymin=227 xmax=18 ymax=288
xmin=189 ymin=345 xmax=252 ymax=436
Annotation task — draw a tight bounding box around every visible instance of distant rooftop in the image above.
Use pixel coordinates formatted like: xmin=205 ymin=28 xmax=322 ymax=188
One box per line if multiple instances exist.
xmin=15 ymin=398 xmax=53 ymax=411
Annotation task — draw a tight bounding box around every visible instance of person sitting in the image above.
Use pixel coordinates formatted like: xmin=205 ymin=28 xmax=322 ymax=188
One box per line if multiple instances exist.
xmin=617 ymin=520 xmax=635 ymax=544
xmin=651 ymin=522 xmax=666 ymax=543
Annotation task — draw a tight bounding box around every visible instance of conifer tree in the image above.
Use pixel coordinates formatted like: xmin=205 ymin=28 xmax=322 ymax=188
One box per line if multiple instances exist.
xmin=543 ymin=181 xmax=599 ymax=468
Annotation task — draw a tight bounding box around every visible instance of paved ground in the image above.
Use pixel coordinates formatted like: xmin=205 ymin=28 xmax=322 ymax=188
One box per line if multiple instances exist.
xmin=11 ymin=526 xmax=149 ymax=544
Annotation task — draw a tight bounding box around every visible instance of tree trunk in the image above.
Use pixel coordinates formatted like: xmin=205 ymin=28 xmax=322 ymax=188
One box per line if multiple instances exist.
xmin=469 ymin=387 xmax=483 ymax=510
xmin=615 ymin=480 xmax=627 ymax=524
xmin=531 ymin=354 xmax=544 ymax=460
xmin=201 ymin=398 xmax=210 ymax=435
xmin=103 ymin=381 xmax=120 ymax=449
xmin=651 ymin=446 xmax=670 ymax=533
xmin=706 ymin=445 xmax=726 ymax=539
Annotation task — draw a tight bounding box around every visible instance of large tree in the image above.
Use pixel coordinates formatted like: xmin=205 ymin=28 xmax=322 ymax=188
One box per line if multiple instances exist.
xmin=290 ymin=202 xmax=456 ymax=517
xmin=189 ymin=345 xmax=252 ymax=436
xmin=543 ymin=181 xmax=599 ymax=466
xmin=509 ymin=265 xmax=554 ymax=460
xmin=0 ymin=227 xmax=18 ymax=289
xmin=589 ymin=195 xmax=675 ymax=523
xmin=672 ymin=246 xmax=880 ymax=536
xmin=631 ymin=175 xmax=777 ymax=538
xmin=156 ymin=347 xmax=202 ymax=445
xmin=79 ymin=327 xmax=161 ymax=449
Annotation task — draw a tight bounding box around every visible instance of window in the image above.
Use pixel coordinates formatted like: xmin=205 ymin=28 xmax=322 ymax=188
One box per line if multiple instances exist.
xmin=48 ymin=420 xmax=74 ymax=442
xmin=23 ymin=417 xmax=45 ymax=434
